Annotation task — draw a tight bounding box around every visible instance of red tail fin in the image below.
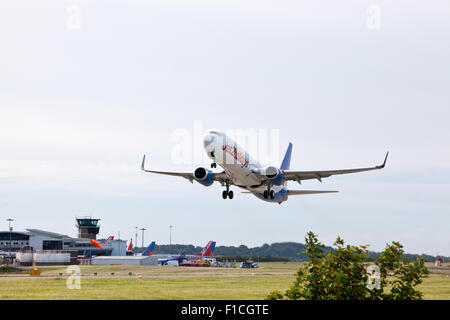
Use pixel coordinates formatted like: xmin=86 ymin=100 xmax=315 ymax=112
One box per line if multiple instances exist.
xmin=195 ymin=241 xmax=215 ymax=256
xmin=103 ymin=235 xmax=114 ymax=245
xmin=127 ymin=238 xmax=133 ymax=251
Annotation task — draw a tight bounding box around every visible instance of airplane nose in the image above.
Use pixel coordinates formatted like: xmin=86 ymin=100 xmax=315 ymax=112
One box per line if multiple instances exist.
xmin=203 ymin=134 xmax=215 ymax=147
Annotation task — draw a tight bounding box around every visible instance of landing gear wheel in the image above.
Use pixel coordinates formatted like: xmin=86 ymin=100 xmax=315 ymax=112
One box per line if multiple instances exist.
xmin=211 ymin=163 xmax=217 ymax=168
xmin=222 ymin=190 xmax=228 ymax=199
xmin=269 ymin=190 xmax=275 ymax=199
xmin=263 ymin=190 xmax=269 ymax=199
xmin=228 ymin=190 xmax=234 ymax=199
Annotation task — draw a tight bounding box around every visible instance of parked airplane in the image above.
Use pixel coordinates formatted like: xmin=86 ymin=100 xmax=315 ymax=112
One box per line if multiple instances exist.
xmin=141 ymin=130 xmax=388 ymax=204
xmin=142 ymin=241 xmax=156 ymax=256
xmin=103 ymin=236 xmax=114 ymax=246
xmin=194 ymin=241 xmax=215 ymax=257
xmin=157 ymin=241 xmax=216 ymax=265
xmin=126 ymin=238 xmax=133 ymax=251
xmin=158 ymin=253 xmax=186 ymax=266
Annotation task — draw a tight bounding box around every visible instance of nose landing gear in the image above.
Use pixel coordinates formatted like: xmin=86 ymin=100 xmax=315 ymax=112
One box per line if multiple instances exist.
xmin=210 ymin=151 xmax=217 ymax=168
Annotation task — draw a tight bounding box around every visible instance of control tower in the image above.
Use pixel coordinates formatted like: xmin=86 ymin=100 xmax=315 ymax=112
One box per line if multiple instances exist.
xmin=76 ymin=217 xmax=100 ymax=240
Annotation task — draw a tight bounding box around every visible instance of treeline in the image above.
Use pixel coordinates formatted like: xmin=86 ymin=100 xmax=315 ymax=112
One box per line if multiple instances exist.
xmin=215 ymin=256 xmax=289 ymax=262
xmin=136 ymin=242 xmax=318 ymax=261
xmin=135 ymin=242 xmax=444 ymax=262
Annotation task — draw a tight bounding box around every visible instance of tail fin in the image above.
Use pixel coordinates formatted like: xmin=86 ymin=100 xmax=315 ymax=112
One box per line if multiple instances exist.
xmin=103 ymin=235 xmax=114 ymax=245
xmin=142 ymin=241 xmax=156 ymax=256
xmin=281 ymin=143 xmax=293 ymax=170
xmin=126 ymin=238 xmax=133 ymax=251
xmin=197 ymin=241 xmax=214 ymax=256
xmin=210 ymin=241 xmax=216 ymax=256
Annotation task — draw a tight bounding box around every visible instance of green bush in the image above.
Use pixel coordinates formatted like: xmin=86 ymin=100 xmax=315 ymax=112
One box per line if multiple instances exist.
xmin=0 ymin=264 xmax=18 ymax=273
xmin=267 ymin=232 xmax=429 ymax=300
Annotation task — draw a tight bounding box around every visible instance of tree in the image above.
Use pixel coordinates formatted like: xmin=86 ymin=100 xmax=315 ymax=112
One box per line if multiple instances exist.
xmin=267 ymin=232 xmax=429 ymax=300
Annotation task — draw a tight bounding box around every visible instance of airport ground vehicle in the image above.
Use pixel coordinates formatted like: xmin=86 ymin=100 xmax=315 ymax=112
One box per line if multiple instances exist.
xmin=240 ymin=261 xmax=259 ymax=268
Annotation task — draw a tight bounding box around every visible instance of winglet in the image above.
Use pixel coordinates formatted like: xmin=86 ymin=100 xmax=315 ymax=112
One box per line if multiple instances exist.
xmin=141 ymin=155 xmax=147 ymax=171
xmin=378 ymin=151 xmax=389 ymax=169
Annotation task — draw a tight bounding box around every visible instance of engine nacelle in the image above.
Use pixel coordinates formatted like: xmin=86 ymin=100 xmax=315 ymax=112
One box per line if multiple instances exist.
xmin=264 ymin=166 xmax=285 ymax=186
xmin=193 ymin=167 xmax=214 ymax=186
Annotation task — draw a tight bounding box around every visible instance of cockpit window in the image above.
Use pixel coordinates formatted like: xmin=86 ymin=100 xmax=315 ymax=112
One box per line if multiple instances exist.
xmin=208 ymin=130 xmax=223 ymax=136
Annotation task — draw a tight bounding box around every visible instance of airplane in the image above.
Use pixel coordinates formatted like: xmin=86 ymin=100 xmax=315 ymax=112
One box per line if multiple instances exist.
xmin=141 ymin=130 xmax=388 ymax=204
xmin=142 ymin=241 xmax=156 ymax=256
xmin=125 ymin=238 xmax=134 ymax=255
xmin=194 ymin=241 xmax=215 ymax=257
xmin=126 ymin=238 xmax=133 ymax=251
xmin=102 ymin=236 xmax=114 ymax=246
xmin=158 ymin=253 xmax=186 ymax=266
xmin=157 ymin=241 xmax=216 ymax=265
xmin=80 ymin=238 xmax=113 ymax=259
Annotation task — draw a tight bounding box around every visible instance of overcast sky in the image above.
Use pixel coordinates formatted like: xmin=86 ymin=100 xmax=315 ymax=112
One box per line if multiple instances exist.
xmin=1 ymin=1 xmax=449 ymax=255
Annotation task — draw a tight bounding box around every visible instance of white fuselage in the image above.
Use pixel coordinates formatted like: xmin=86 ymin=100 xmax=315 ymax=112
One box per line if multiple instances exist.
xmin=203 ymin=131 xmax=284 ymax=194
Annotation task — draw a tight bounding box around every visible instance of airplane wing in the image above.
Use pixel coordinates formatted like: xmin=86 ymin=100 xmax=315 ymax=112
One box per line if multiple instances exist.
xmin=283 ymin=152 xmax=389 ymax=184
xmin=141 ymin=155 xmax=228 ymax=184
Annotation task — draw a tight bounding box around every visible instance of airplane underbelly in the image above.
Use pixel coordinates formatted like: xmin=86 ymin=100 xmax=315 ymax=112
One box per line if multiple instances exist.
xmin=222 ymin=164 xmax=260 ymax=186
xmin=251 ymin=184 xmax=284 ymax=193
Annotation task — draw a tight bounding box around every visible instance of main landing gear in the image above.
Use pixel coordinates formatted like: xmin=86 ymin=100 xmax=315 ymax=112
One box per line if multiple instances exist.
xmin=222 ymin=190 xmax=233 ymax=199
xmin=263 ymin=186 xmax=275 ymax=199
xmin=222 ymin=181 xmax=233 ymax=199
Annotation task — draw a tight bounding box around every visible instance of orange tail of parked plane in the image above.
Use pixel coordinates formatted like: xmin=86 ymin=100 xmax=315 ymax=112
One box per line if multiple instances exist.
xmin=195 ymin=241 xmax=216 ymax=257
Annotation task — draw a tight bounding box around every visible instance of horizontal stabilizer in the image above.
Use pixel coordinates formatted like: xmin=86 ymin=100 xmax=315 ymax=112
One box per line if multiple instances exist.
xmin=241 ymin=190 xmax=338 ymax=195
xmin=288 ymin=190 xmax=338 ymax=195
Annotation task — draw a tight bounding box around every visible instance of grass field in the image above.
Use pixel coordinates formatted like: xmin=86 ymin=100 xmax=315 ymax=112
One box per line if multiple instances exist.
xmin=0 ymin=262 xmax=449 ymax=300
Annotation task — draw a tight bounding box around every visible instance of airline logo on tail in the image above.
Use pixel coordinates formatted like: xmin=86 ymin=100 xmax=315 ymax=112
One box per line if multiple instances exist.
xmin=142 ymin=241 xmax=156 ymax=256
xmin=103 ymin=236 xmax=114 ymax=245
xmin=195 ymin=241 xmax=216 ymax=257
xmin=126 ymin=238 xmax=133 ymax=251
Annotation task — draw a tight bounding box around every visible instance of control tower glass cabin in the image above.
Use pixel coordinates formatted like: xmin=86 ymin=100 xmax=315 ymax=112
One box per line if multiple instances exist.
xmin=76 ymin=218 xmax=100 ymax=240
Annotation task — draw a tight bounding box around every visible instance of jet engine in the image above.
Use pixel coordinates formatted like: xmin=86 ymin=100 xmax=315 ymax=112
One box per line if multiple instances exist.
xmin=263 ymin=166 xmax=285 ymax=186
xmin=193 ymin=167 xmax=214 ymax=186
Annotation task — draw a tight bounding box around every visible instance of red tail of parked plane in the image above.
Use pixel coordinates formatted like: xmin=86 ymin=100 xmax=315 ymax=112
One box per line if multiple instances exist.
xmin=127 ymin=238 xmax=133 ymax=251
xmin=102 ymin=236 xmax=114 ymax=245
xmin=195 ymin=241 xmax=216 ymax=257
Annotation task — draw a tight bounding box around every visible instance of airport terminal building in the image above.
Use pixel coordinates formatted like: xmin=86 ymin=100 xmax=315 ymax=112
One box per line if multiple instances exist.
xmin=0 ymin=218 xmax=126 ymax=258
